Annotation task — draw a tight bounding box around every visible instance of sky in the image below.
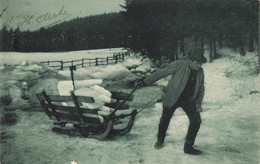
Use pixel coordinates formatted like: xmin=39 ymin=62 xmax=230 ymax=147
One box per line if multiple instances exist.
xmin=0 ymin=0 xmax=125 ymax=31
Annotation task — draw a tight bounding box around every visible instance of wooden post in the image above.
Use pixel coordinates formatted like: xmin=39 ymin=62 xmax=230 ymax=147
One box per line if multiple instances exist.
xmin=209 ymin=37 xmax=213 ymax=63
xmin=47 ymin=61 xmax=49 ymax=66
xmin=107 ymin=56 xmax=109 ymax=65
xmin=70 ymin=91 xmax=85 ymax=126
xmin=122 ymin=53 xmax=125 ymax=61
xmin=115 ymin=55 xmax=118 ymax=63
xmin=82 ymin=59 xmax=84 ymax=68
xmin=96 ymin=58 xmax=98 ymax=66
xmin=60 ymin=61 xmax=63 ymax=70
xmin=42 ymin=91 xmax=60 ymax=121
xmin=71 ymin=60 xmax=73 ymax=66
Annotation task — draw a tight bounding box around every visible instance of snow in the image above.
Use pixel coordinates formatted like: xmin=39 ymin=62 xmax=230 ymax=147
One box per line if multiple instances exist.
xmin=57 ymin=79 xmax=109 ymax=110
xmin=57 ymin=80 xmax=112 ymax=110
xmin=1 ymin=48 xmax=260 ymax=164
xmin=58 ymin=63 xmax=132 ymax=80
xmin=57 ymin=79 xmax=103 ymax=95
xmin=0 ymin=48 xmax=126 ymax=65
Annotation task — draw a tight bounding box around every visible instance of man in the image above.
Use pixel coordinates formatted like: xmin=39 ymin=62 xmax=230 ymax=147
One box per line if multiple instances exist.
xmin=135 ymin=48 xmax=207 ymax=155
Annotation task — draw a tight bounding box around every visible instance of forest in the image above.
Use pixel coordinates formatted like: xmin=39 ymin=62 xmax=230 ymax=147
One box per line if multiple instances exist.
xmin=0 ymin=12 xmax=126 ymax=52
xmin=0 ymin=0 xmax=258 ymax=63
xmin=121 ymin=0 xmax=258 ymax=62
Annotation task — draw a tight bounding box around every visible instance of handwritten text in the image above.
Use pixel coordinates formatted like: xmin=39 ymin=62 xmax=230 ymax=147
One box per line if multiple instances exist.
xmin=16 ymin=6 xmax=71 ymax=29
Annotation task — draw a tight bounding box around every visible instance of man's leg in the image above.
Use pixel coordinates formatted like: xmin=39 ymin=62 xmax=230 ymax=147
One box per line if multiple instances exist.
xmin=155 ymin=104 xmax=179 ymax=149
xmin=182 ymin=102 xmax=202 ymax=155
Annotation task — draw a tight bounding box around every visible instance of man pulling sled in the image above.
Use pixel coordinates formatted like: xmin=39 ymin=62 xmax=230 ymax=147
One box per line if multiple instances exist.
xmin=135 ymin=48 xmax=207 ymax=155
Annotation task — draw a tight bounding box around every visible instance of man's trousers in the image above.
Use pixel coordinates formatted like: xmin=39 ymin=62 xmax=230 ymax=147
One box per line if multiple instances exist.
xmin=157 ymin=99 xmax=202 ymax=145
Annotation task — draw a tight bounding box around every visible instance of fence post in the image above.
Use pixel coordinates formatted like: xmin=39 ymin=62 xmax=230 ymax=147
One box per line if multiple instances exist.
xmin=41 ymin=51 xmax=128 ymax=70
xmin=60 ymin=61 xmax=63 ymax=70
xmin=115 ymin=55 xmax=118 ymax=63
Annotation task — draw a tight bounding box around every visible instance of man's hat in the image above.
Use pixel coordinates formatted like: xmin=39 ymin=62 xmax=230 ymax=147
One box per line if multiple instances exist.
xmin=189 ymin=48 xmax=207 ymax=63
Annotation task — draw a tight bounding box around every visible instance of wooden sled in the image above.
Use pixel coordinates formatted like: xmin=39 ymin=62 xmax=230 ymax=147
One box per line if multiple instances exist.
xmin=37 ymin=90 xmax=137 ymax=140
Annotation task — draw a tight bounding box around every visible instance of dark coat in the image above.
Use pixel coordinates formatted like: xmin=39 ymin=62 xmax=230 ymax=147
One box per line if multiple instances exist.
xmin=143 ymin=60 xmax=205 ymax=108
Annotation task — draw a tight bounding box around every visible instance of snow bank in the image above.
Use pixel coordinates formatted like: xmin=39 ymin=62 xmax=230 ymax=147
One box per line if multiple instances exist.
xmin=122 ymin=57 xmax=142 ymax=69
xmin=57 ymin=79 xmax=102 ymax=92
xmin=0 ymin=61 xmax=66 ymax=110
xmin=58 ymin=57 xmax=142 ymax=89
xmin=0 ymin=55 xmax=143 ymax=111
xmin=92 ymin=64 xmax=130 ymax=80
xmin=58 ymin=63 xmax=132 ymax=80
xmin=0 ymin=48 xmax=126 ymax=65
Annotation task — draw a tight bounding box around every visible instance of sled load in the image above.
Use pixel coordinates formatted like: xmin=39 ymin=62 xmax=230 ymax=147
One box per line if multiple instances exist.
xmin=37 ymin=88 xmax=137 ymax=140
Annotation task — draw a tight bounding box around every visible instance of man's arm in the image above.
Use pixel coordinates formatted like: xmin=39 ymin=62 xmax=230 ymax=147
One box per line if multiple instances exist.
xmin=195 ymin=70 xmax=205 ymax=111
xmin=143 ymin=61 xmax=179 ymax=86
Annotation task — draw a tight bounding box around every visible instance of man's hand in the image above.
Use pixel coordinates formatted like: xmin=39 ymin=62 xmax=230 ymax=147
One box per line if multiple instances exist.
xmin=134 ymin=79 xmax=145 ymax=88
xmin=196 ymin=103 xmax=203 ymax=112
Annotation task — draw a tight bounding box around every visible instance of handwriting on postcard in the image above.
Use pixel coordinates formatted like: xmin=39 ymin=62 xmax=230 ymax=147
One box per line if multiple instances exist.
xmin=2 ymin=6 xmax=71 ymax=30
xmin=18 ymin=6 xmax=71 ymax=29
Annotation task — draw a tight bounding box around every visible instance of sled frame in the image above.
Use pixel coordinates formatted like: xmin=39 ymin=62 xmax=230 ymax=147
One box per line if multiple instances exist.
xmin=37 ymin=90 xmax=137 ymax=140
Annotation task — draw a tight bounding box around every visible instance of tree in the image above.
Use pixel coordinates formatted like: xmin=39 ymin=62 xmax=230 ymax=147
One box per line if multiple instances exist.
xmin=121 ymin=0 xmax=258 ymax=63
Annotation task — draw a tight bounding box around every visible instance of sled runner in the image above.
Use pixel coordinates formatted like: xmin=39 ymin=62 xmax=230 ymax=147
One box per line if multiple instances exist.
xmin=37 ymin=90 xmax=137 ymax=140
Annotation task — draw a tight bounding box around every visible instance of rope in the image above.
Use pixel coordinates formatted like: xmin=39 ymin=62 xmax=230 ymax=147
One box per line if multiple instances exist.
xmin=103 ymin=87 xmax=138 ymax=122
xmin=111 ymin=92 xmax=161 ymax=119
xmin=136 ymin=94 xmax=161 ymax=114
xmin=103 ymin=87 xmax=162 ymax=120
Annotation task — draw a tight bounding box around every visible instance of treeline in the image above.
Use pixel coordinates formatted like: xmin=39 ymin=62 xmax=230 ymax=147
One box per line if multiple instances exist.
xmin=0 ymin=0 xmax=258 ymax=64
xmin=121 ymin=0 xmax=259 ymax=62
xmin=0 ymin=12 xmax=126 ymax=52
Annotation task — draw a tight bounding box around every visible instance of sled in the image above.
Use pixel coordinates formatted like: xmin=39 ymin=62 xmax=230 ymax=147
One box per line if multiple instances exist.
xmin=36 ymin=90 xmax=137 ymax=140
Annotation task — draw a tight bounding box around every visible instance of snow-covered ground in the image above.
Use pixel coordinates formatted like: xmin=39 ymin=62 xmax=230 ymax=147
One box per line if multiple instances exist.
xmin=0 ymin=48 xmax=259 ymax=164
xmin=0 ymin=48 xmax=126 ymax=65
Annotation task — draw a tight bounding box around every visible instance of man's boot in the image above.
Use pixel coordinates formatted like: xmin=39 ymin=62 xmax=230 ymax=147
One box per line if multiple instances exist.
xmin=184 ymin=142 xmax=202 ymax=155
xmin=154 ymin=138 xmax=164 ymax=150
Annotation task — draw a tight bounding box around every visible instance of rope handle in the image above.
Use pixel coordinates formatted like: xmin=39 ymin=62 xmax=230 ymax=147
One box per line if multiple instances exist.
xmin=136 ymin=94 xmax=161 ymax=114
xmin=103 ymin=86 xmax=138 ymax=122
